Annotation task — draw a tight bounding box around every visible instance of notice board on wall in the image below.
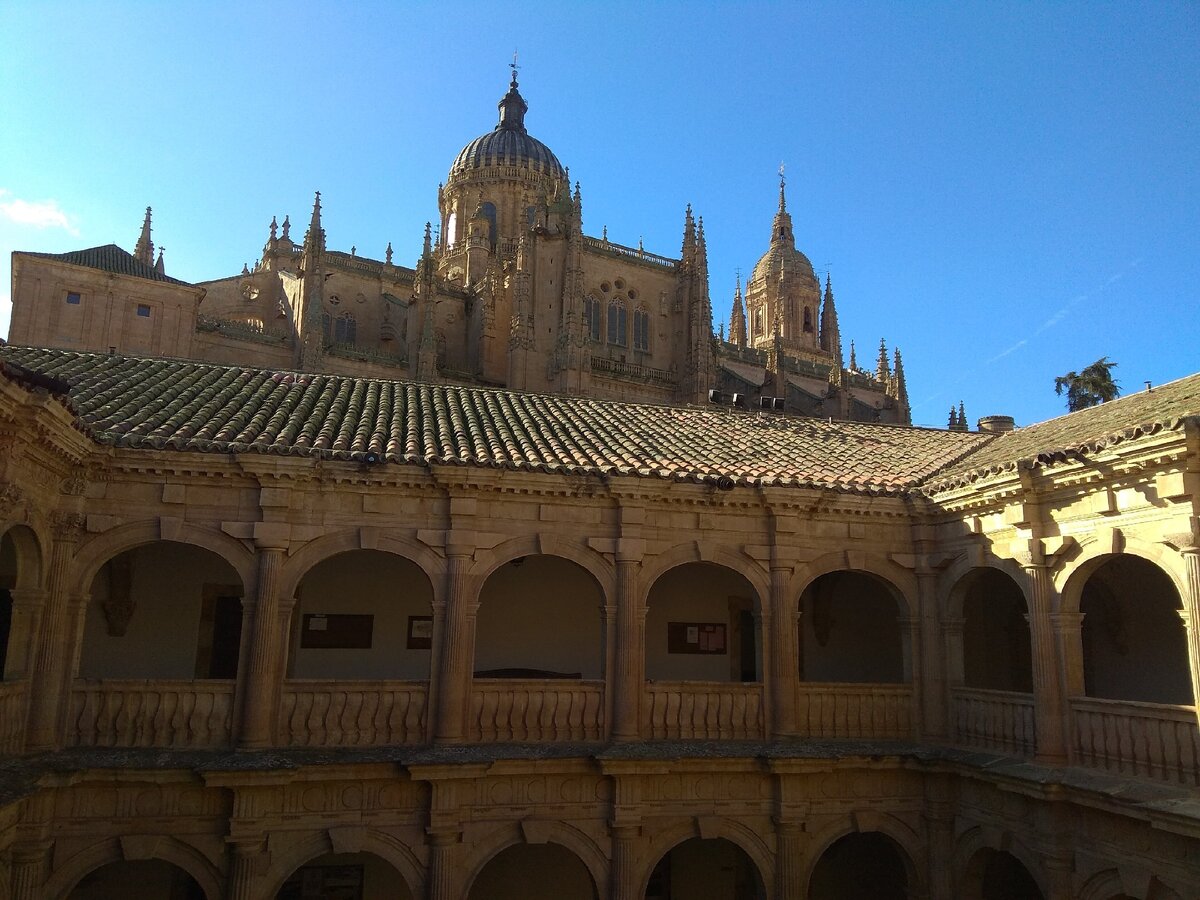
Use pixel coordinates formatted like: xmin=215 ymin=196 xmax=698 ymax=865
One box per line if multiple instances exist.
xmin=300 ymin=613 xmax=374 ymax=649
xmin=667 ymin=621 xmax=727 ymax=654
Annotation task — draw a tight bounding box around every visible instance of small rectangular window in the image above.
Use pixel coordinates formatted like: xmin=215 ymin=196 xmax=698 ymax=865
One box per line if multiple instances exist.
xmin=65 ymin=291 xmax=81 ymax=305
xmin=136 ymin=304 xmax=151 ymax=317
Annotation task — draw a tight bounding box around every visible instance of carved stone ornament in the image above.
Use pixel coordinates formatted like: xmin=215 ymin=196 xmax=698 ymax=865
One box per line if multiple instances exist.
xmin=51 ymin=511 xmax=87 ymax=540
xmin=0 ymin=482 xmax=25 ymax=519
xmin=101 ymin=594 xmax=136 ymax=637
xmin=60 ymin=469 xmax=88 ymax=497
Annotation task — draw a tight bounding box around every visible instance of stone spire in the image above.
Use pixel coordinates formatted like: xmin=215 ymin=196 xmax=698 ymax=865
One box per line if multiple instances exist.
xmin=269 ymin=215 xmax=278 ymax=242
xmin=876 ymin=338 xmax=891 ymax=382
xmin=154 ymin=247 xmax=165 ymax=275
xmin=385 ymin=241 xmax=393 ymax=265
xmin=770 ymin=168 xmax=795 ymax=248
xmin=681 ymin=204 xmax=696 ymax=259
xmin=958 ymin=401 xmax=967 ymax=431
xmin=849 ymin=340 xmax=857 ymax=371
xmin=133 ymin=207 xmax=154 ymax=266
xmin=892 ymin=347 xmax=910 ymax=409
xmin=820 ymin=273 xmax=843 ymax=371
xmin=281 ymin=214 xmax=291 ymax=242
xmin=948 ymin=406 xmax=959 ymax=429
xmin=729 ymin=273 xmax=747 ymax=349
xmin=298 ymin=192 xmax=326 ymax=371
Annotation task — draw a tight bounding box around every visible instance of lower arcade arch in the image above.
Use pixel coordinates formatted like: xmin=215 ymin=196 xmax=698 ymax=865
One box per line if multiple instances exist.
xmin=807 ymin=831 xmax=913 ymax=900
xmin=65 ymin=859 xmax=206 ymax=900
xmin=0 ymin=525 xmax=41 ymax=679
xmin=645 ymin=563 xmax=762 ymax=682
xmin=275 ymin=852 xmax=415 ymax=900
xmin=798 ymin=572 xmax=906 ymax=683
xmin=961 ymin=847 xmax=1045 ymax=900
xmin=1072 ymin=555 xmax=1193 ymax=705
xmin=644 ymin=837 xmax=765 ymax=900
xmin=475 ymin=554 xmax=605 ymax=678
xmin=467 ymin=842 xmax=598 ymax=900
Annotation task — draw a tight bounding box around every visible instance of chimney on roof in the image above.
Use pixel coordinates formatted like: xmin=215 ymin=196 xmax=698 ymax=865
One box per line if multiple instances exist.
xmin=977 ymin=415 xmax=1015 ymax=434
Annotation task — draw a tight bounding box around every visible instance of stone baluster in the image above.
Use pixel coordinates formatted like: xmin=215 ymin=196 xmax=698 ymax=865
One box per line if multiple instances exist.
xmin=768 ymin=564 xmax=797 ymax=737
xmin=434 ymin=547 xmax=475 ymax=743
xmin=26 ymin=512 xmax=86 ymax=751
xmin=239 ymin=543 xmax=287 ymax=748
xmin=1022 ymin=562 xmax=1068 ymax=764
xmin=611 ymin=541 xmax=645 ymax=742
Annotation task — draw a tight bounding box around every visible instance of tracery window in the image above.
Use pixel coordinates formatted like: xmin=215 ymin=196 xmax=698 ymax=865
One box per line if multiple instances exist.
xmin=803 ymin=306 xmax=813 ymax=333
xmin=334 ymin=312 xmax=356 ymax=345
xmin=607 ymin=301 xmax=627 ymax=347
xmin=481 ymin=201 xmax=498 ymax=249
xmin=322 ymin=312 xmax=332 ymax=342
xmin=584 ymin=296 xmax=601 ymax=342
xmin=633 ymin=308 xmax=650 ymax=351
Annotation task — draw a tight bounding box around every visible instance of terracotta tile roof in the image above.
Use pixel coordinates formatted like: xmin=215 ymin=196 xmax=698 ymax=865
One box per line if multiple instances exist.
xmin=20 ymin=245 xmax=191 ymax=285
xmin=0 ymin=347 xmax=995 ymax=494
xmin=926 ymin=371 xmax=1200 ymax=490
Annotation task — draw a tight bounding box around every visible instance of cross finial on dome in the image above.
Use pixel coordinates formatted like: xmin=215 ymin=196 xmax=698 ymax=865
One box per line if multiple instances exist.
xmin=497 ymin=58 xmax=528 ymax=133
xmin=778 ymin=162 xmax=787 ymax=212
xmin=510 ymin=50 xmax=519 ymax=87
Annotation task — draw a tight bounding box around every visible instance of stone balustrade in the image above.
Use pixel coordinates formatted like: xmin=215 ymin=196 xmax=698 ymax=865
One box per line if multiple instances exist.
xmin=0 ymin=682 xmax=25 ymax=754
xmin=950 ymin=687 xmax=1036 ymax=757
xmin=794 ymin=683 xmax=914 ymax=740
xmin=69 ymin=680 xmax=235 ymax=748
xmin=1071 ymin=696 xmax=1200 ymax=786
xmin=644 ymin=682 xmax=764 ymax=740
xmin=279 ymin=680 xmax=428 ymax=747
xmin=469 ymin=679 xmax=605 ymax=742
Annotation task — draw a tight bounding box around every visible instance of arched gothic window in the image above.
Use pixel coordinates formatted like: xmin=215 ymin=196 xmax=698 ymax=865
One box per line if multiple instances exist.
xmin=607 ymin=301 xmax=627 ymax=347
xmin=803 ymin=306 xmax=813 ymax=333
xmin=583 ymin=296 xmax=601 ymax=342
xmin=334 ymin=312 xmax=356 ymax=345
xmin=481 ymin=202 xmax=498 ymax=249
xmin=633 ymin=308 xmax=650 ymax=351
xmin=321 ymin=312 xmax=332 ymax=343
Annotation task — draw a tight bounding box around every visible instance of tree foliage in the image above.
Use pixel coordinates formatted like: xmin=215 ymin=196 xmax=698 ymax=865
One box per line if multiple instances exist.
xmin=1055 ymin=357 xmax=1120 ymax=412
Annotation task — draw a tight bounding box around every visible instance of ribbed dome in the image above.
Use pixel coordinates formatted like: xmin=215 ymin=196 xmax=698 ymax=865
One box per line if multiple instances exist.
xmin=752 ymin=243 xmax=818 ymax=286
xmin=449 ymin=74 xmax=565 ymax=180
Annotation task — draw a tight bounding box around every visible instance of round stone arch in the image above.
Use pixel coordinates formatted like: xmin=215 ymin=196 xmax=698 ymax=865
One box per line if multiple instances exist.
xmin=0 ymin=522 xmax=46 ymax=591
xmin=45 ymin=834 xmax=222 ymax=900
xmin=1057 ymin=536 xmax=1188 ymax=613
xmin=1078 ymin=866 xmax=1183 ymax=900
xmin=789 ymin=551 xmax=917 ymax=619
xmin=69 ymin=521 xmax=256 ymax=599
xmin=636 ymin=817 xmax=775 ymax=899
xmin=940 ymin=553 xmax=1032 ymax=621
xmin=639 ymin=541 xmax=770 ymax=614
xmin=461 ymin=820 xmax=609 ymax=899
xmin=953 ymin=825 xmax=1048 ymax=899
xmin=277 ymin=529 xmax=446 ymax=605
xmin=260 ymin=827 xmax=425 ymax=900
xmin=803 ymin=812 xmax=926 ymax=898
xmin=469 ymin=533 xmax=615 ymax=600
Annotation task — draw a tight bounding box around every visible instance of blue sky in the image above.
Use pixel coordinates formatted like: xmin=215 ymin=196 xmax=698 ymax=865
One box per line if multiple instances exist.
xmin=1 ymin=1 xmax=1196 ymax=428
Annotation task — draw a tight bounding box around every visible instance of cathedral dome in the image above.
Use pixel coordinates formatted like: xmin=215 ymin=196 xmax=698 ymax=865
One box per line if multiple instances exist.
xmin=751 ymin=242 xmax=817 ymax=286
xmin=448 ymin=74 xmax=565 ymax=180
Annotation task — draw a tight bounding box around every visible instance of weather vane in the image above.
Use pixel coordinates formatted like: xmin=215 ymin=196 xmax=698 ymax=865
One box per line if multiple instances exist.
xmin=511 ymin=50 xmax=520 ymax=79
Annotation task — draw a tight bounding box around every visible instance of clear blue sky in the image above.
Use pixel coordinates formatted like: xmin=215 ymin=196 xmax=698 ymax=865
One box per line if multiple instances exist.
xmin=1 ymin=1 xmax=1196 ymax=428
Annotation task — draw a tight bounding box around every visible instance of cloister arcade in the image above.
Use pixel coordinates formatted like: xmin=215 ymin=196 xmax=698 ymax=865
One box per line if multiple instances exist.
xmin=0 ymin=517 xmax=1196 ymax=899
